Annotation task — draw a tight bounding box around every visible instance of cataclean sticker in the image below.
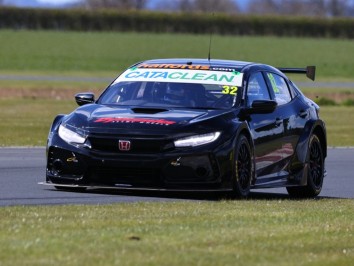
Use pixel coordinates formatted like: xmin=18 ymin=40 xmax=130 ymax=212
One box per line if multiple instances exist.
xmin=114 ymin=68 xmax=243 ymax=87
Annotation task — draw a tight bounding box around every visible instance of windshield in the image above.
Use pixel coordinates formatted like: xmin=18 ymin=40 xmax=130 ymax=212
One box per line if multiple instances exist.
xmin=98 ymin=67 xmax=243 ymax=109
xmin=98 ymin=81 xmax=242 ymax=109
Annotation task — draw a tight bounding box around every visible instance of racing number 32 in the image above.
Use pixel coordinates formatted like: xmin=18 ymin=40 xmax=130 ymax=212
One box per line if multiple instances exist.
xmin=222 ymin=85 xmax=238 ymax=95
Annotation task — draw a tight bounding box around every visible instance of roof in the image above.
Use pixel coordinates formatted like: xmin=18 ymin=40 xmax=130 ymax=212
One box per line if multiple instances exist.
xmin=127 ymin=58 xmax=315 ymax=82
xmin=130 ymin=58 xmax=296 ymax=80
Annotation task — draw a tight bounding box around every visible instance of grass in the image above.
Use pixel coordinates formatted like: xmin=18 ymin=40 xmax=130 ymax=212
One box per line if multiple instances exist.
xmin=0 ymin=200 xmax=353 ymax=266
xmin=320 ymin=106 xmax=354 ymax=146
xmin=0 ymin=99 xmax=75 ymax=146
xmin=0 ymin=30 xmax=354 ymax=78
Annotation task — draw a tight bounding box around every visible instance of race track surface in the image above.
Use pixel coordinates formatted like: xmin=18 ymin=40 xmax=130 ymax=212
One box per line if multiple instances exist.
xmin=0 ymin=147 xmax=353 ymax=206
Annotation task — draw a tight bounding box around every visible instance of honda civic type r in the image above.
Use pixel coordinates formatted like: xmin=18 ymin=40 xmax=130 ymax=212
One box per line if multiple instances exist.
xmin=43 ymin=58 xmax=327 ymax=198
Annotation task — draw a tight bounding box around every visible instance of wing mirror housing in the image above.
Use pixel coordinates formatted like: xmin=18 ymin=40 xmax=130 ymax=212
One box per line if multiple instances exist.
xmin=75 ymin=93 xmax=95 ymax=106
xmin=249 ymin=100 xmax=277 ymax=114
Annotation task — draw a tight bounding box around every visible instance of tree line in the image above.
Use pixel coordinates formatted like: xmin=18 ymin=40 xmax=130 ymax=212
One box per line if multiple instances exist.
xmin=79 ymin=0 xmax=353 ymax=17
xmin=1 ymin=6 xmax=352 ymax=38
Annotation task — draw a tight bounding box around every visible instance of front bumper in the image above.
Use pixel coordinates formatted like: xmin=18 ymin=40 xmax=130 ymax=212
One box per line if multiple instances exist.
xmin=46 ymin=137 xmax=234 ymax=191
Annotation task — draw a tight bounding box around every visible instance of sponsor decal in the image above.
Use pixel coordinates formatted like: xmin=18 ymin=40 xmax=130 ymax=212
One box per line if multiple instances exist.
xmin=170 ymin=157 xmax=182 ymax=167
xmin=267 ymin=73 xmax=280 ymax=93
xmin=221 ymin=85 xmax=238 ymax=95
xmin=137 ymin=63 xmax=210 ymax=70
xmin=138 ymin=64 xmax=239 ymax=73
xmin=210 ymin=67 xmax=237 ymax=72
xmin=114 ymin=68 xmax=243 ymax=87
xmin=94 ymin=117 xmax=176 ymax=126
xmin=118 ymin=140 xmax=131 ymax=151
xmin=67 ymin=152 xmax=78 ymax=163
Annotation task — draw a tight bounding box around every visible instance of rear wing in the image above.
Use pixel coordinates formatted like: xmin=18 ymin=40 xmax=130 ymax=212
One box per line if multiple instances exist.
xmin=278 ymin=66 xmax=316 ymax=81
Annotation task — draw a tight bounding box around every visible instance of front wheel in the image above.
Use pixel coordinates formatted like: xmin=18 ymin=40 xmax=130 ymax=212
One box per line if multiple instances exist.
xmin=286 ymin=134 xmax=324 ymax=198
xmin=232 ymin=134 xmax=253 ymax=198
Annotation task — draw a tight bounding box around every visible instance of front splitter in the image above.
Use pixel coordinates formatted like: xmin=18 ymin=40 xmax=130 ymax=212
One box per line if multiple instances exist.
xmin=38 ymin=182 xmax=233 ymax=193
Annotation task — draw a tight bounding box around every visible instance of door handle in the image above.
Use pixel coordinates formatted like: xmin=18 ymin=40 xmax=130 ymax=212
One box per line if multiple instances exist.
xmin=298 ymin=110 xmax=308 ymax=118
xmin=275 ymin=118 xmax=282 ymax=127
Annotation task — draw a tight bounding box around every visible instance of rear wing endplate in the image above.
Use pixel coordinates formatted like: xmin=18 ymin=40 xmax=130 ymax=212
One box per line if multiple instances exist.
xmin=278 ymin=66 xmax=316 ymax=81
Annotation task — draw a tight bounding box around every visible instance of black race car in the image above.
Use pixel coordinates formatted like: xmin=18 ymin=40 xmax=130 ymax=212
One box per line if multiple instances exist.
xmin=43 ymin=58 xmax=326 ymax=198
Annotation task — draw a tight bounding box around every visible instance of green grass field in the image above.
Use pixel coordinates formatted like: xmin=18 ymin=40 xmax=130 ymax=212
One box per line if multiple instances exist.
xmin=0 ymin=30 xmax=354 ymax=78
xmin=1 ymin=200 xmax=353 ymax=266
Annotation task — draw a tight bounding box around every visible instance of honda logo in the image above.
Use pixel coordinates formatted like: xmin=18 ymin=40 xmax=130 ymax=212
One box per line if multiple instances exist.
xmin=118 ymin=140 xmax=131 ymax=151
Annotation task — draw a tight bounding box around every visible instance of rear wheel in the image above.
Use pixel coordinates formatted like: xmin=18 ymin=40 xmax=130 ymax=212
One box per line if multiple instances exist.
xmin=233 ymin=134 xmax=253 ymax=198
xmin=286 ymin=134 xmax=324 ymax=198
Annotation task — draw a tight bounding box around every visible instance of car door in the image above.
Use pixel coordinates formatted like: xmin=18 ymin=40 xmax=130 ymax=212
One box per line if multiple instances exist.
xmin=245 ymin=72 xmax=285 ymax=183
xmin=264 ymin=72 xmax=309 ymax=176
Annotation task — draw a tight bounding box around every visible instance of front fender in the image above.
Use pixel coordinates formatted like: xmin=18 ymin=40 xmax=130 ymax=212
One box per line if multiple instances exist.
xmin=47 ymin=114 xmax=66 ymax=154
xmin=50 ymin=114 xmax=66 ymax=133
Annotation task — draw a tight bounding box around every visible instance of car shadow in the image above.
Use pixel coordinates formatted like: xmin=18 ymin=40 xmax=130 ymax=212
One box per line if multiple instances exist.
xmin=58 ymin=187 xmax=336 ymax=201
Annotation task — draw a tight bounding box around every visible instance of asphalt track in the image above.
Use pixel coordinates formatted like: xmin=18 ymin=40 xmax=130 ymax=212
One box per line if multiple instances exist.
xmin=0 ymin=147 xmax=353 ymax=206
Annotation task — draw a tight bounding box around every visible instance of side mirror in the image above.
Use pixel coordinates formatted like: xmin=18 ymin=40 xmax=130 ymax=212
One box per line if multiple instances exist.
xmin=250 ymin=100 xmax=277 ymax=114
xmin=75 ymin=93 xmax=95 ymax=106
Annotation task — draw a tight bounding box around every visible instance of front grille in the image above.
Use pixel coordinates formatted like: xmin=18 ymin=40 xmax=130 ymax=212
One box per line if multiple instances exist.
xmin=90 ymin=167 xmax=161 ymax=186
xmin=88 ymin=134 xmax=173 ymax=153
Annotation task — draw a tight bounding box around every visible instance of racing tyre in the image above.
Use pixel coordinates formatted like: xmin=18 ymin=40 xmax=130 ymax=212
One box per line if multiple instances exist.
xmin=233 ymin=134 xmax=253 ymax=198
xmin=286 ymin=134 xmax=324 ymax=198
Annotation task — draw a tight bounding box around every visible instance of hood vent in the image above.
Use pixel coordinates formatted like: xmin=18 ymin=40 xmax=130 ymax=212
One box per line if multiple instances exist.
xmin=131 ymin=108 xmax=168 ymax=114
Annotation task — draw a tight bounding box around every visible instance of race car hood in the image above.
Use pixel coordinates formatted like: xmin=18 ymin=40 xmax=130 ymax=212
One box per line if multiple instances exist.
xmin=63 ymin=104 xmax=233 ymax=134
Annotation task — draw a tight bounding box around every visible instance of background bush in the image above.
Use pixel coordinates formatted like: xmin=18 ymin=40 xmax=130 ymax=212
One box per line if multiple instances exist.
xmin=0 ymin=7 xmax=353 ymax=38
xmin=342 ymin=99 xmax=354 ymax=106
xmin=315 ymin=97 xmax=337 ymax=106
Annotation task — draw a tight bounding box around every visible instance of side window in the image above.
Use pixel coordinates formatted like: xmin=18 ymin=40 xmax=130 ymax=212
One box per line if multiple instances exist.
xmin=246 ymin=72 xmax=271 ymax=106
xmin=266 ymin=73 xmax=292 ymax=105
xmin=288 ymin=80 xmax=299 ymax=98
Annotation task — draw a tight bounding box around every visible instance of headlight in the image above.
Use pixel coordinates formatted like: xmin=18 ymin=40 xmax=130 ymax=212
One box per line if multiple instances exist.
xmin=174 ymin=132 xmax=221 ymax=147
xmin=58 ymin=124 xmax=86 ymax=144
